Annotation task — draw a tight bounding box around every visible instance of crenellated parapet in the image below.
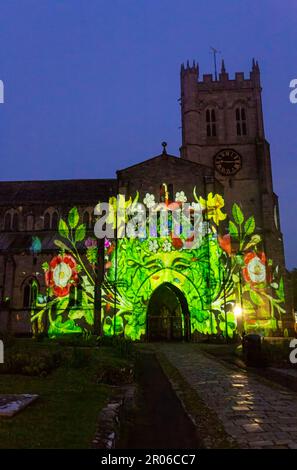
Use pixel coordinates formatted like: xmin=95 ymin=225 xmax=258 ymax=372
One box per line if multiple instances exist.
xmin=181 ymin=58 xmax=261 ymax=92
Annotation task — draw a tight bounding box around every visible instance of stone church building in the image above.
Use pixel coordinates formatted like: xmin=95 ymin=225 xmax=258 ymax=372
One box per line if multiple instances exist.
xmin=0 ymin=60 xmax=293 ymax=339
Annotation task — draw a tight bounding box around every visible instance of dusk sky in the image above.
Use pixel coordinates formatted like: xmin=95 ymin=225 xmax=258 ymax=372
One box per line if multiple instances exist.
xmin=0 ymin=0 xmax=296 ymax=267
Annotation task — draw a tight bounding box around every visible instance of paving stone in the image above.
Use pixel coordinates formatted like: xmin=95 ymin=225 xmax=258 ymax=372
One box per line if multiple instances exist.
xmin=156 ymin=344 xmax=297 ymax=450
xmin=273 ymin=439 xmax=292 ymax=445
xmin=240 ymin=433 xmax=264 ymax=441
xmin=274 ymin=432 xmax=291 ymax=439
xmin=232 ymin=406 xmax=250 ymax=411
xmin=288 ymin=443 xmax=297 ymax=449
xmin=280 ymin=427 xmax=297 ymax=432
xmin=242 ymin=423 xmax=264 ymax=432
xmin=248 ymin=440 xmax=274 ymax=448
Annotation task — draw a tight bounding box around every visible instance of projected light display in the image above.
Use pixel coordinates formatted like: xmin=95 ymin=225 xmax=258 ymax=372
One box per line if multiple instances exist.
xmin=30 ymin=188 xmax=286 ymax=339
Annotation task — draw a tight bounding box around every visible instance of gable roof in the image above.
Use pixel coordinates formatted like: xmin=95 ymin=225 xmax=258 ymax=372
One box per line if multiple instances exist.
xmin=117 ymin=153 xmax=214 ymax=175
xmin=0 ymin=179 xmax=117 ymax=206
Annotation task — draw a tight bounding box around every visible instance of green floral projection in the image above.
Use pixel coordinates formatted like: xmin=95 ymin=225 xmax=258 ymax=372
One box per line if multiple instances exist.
xmin=30 ymin=189 xmax=286 ymax=339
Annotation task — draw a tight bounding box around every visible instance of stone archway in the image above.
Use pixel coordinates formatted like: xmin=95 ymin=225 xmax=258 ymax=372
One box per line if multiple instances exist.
xmin=146 ymin=283 xmax=190 ymax=341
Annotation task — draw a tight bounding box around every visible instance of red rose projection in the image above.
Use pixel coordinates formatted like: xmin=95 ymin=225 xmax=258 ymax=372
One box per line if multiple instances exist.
xmin=45 ymin=254 xmax=78 ymax=297
xmin=242 ymin=252 xmax=266 ymax=285
xmin=218 ymin=234 xmax=232 ymax=256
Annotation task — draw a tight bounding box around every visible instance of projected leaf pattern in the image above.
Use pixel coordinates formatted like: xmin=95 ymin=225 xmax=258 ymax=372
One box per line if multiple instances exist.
xmin=30 ymin=189 xmax=286 ymax=339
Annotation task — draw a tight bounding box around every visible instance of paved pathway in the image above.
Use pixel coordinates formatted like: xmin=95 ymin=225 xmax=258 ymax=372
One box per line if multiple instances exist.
xmin=157 ymin=344 xmax=297 ymax=449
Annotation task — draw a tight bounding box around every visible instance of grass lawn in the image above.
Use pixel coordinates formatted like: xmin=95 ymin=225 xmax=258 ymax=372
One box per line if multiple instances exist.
xmin=0 ymin=339 xmax=132 ymax=449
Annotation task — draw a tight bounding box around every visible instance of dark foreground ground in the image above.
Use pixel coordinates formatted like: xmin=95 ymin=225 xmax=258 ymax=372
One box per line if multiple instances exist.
xmin=117 ymin=350 xmax=200 ymax=449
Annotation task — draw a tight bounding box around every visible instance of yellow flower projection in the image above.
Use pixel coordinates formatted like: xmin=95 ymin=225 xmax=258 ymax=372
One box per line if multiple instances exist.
xmin=199 ymin=192 xmax=227 ymax=225
xmin=96 ymin=194 xmax=133 ymax=236
xmin=29 ymin=189 xmax=286 ymax=339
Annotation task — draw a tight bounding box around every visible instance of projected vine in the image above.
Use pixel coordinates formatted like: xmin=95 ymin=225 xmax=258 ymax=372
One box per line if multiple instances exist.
xmin=30 ymin=188 xmax=286 ymax=339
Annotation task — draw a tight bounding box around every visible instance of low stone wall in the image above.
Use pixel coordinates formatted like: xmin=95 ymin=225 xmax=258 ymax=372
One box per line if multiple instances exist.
xmin=91 ymin=385 xmax=136 ymax=449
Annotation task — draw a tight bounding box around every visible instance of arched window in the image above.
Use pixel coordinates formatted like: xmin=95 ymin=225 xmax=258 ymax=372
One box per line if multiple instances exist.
xmin=44 ymin=212 xmax=51 ymax=230
xmin=160 ymin=184 xmax=166 ymax=203
xmin=23 ymin=279 xmax=38 ymax=308
xmin=26 ymin=214 xmax=34 ymax=231
xmin=75 ymin=285 xmax=83 ymax=306
xmin=159 ymin=183 xmax=173 ymax=203
xmin=12 ymin=213 xmax=19 ymax=231
xmin=51 ymin=211 xmax=58 ymax=230
xmin=167 ymin=184 xmax=173 ymax=202
xmin=236 ymin=107 xmax=247 ymax=136
xmin=83 ymin=211 xmax=90 ymax=228
xmin=4 ymin=212 xmax=12 ymax=230
xmin=206 ymin=109 xmax=216 ymax=137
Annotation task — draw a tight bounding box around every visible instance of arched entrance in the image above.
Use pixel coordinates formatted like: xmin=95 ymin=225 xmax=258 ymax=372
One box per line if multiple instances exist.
xmin=147 ymin=283 xmax=190 ymax=341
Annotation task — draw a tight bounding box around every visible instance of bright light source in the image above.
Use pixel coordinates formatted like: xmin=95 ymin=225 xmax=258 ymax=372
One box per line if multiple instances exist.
xmin=234 ymin=305 xmax=242 ymax=317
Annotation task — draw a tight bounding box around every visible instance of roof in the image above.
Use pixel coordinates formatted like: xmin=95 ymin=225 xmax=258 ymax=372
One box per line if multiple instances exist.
xmin=0 ymin=179 xmax=117 ymax=206
xmin=0 ymin=231 xmax=87 ymax=253
xmin=0 ymin=153 xmax=216 ymax=206
xmin=117 ymin=153 xmax=214 ymax=175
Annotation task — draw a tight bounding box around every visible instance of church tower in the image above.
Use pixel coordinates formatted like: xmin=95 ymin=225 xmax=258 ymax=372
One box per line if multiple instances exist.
xmin=180 ymin=59 xmax=292 ymax=330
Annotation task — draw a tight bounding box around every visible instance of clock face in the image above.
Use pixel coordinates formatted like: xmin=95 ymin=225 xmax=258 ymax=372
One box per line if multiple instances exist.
xmin=214 ymin=149 xmax=242 ymax=176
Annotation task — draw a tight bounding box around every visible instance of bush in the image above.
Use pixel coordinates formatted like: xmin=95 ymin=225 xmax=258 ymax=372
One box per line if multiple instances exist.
xmin=96 ymin=364 xmax=134 ymax=385
xmin=55 ymin=334 xmax=98 ymax=348
xmin=68 ymin=348 xmax=90 ymax=368
xmin=34 ymin=332 xmax=48 ymax=342
xmin=0 ymin=331 xmax=15 ymax=349
xmin=96 ymin=335 xmax=114 ymax=347
xmin=0 ymin=350 xmax=61 ymax=376
xmin=261 ymin=339 xmax=292 ymax=367
xmin=97 ymin=335 xmax=134 ymax=358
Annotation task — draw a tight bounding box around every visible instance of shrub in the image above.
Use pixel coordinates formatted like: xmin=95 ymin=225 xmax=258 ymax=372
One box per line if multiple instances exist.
xmin=261 ymin=339 xmax=292 ymax=367
xmin=56 ymin=334 xmax=98 ymax=348
xmin=68 ymin=348 xmax=90 ymax=368
xmin=97 ymin=335 xmax=134 ymax=358
xmin=34 ymin=332 xmax=48 ymax=342
xmin=0 ymin=331 xmax=15 ymax=349
xmin=96 ymin=365 xmax=134 ymax=385
xmin=0 ymin=350 xmax=61 ymax=376
xmin=96 ymin=335 xmax=114 ymax=347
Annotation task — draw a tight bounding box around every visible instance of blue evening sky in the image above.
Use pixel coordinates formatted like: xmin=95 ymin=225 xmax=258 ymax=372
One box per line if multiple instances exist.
xmin=0 ymin=0 xmax=296 ymax=267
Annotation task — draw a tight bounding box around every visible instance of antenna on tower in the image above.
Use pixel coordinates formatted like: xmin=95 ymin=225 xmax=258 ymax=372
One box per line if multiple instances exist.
xmin=210 ymin=47 xmax=221 ymax=81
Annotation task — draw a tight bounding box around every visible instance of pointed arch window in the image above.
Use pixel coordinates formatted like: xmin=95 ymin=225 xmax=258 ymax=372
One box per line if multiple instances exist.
xmin=51 ymin=211 xmax=58 ymax=230
xmin=206 ymin=109 xmax=217 ymax=137
xmin=12 ymin=213 xmax=19 ymax=231
xmin=44 ymin=211 xmax=58 ymax=230
xmin=159 ymin=183 xmax=174 ymax=203
xmin=4 ymin=212 xmax=12 ymax=230
xmin=83 ymin=211 xmax=90 ymax=229
xmin=44 ymin=212 xmax=51 ymax=230
xmin=236 ymin=107 xmax=247 ymax=136
xmin=26 ymin=214 xmax=34 ymax=231
xmin=23 ymin=279 xmax=38 ymax=308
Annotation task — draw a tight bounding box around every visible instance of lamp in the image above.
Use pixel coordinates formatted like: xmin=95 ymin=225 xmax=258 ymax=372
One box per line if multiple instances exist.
xmin=234 ymin=305 xmax=242 ymax=318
